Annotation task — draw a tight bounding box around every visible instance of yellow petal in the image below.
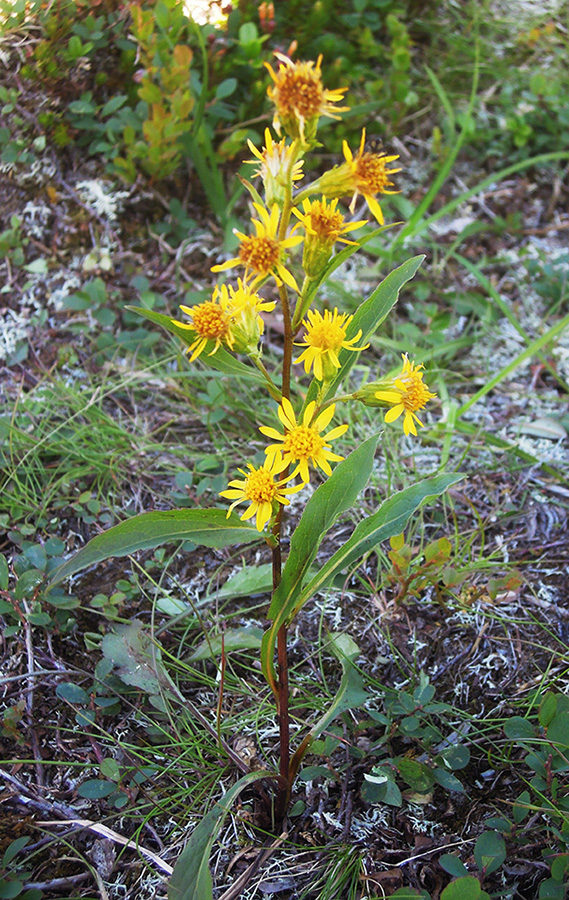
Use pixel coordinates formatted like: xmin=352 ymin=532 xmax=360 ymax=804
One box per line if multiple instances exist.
xmin=375 ymin=390 xmax=401 ymax=403
xmin=385 ymin=405 xmax=404 ymax=423
xmin=313 ymin=403 xmax=335 ymax=431
xmin=278 ymin=396 xmax=297 ymax=430
xmin=260 ymin=425 xmax=284 ymax=442
xmin=364 ymin=194 xmax=385 ymax=225
xmin=323 ymin=423 xmax=348 ymax=441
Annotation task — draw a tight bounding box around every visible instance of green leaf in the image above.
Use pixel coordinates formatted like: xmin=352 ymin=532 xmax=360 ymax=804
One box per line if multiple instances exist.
xmin=437 ymin=745 xmax=470 ymax=771
xmin=540 ymin=692 xmax=560 ymax=727
xmin=390 ymin=889 xmax=430 ymax=899
xmin=546 ymin=712 xmax=569 ymax=752
xmin=261 ymin=436 xmax=378 ymax=693
xmin=215 ymin=78 xmax=237 ymax=99
xmin=504 ymin=716 xmax=537 ymax=740
xmin=189 ymin=626 xmax=264 ymax=661
xmin=102 ymin=621 xmax=179 ymax=703
xmin=269 ymin=435 xmax=378 ymax=620
xmin=207 ymin=563 xmax=273 ymax=602
xmin=127 ymin=307 xmax=265 ymax=384
xmin=48 ymin=509 xmax=261 ymax=587
xmin=324 ymin=255 xmax=424 ymax=400
xmin=550 ymin=854 xmax=569 ymax=882
xmin=395 ymin=757 xmax=434 ymax=793
xmin=2 ymin=836 xmax=30 ymax=866
xmin=0 ymin=879 xmax=25 ymax=898
xmin=14 ymin=568 xmax=44 ymax=601
xmin=439 ymin=854 xmax=469 ymax=879
xmin=101 ymin=94 xmax=127 ymax=116
xmin=440 ymin=877 xmax=490 ymax=900
xmin=77 ymin=779 xmax=116 ymax=799
xmin=288 ymin=633 xmax=368 ymax=780
xmin=433 ymin=768 xmax=465 ymax=793
xmin=473 ymin=831 xmax=506 ymax=876
xmin=168 ymin=770 xmax=272 ymax=900
xmin=56 ymin=682 xmax=90 ymax=705
xmin=484 ymin=816 xmax=511 ymax=833
xmin=539 ymin=878 xmax=565 ymax=900
xmin=299 ymin=473 xmax=464 ymax=608
xmin=0 ymin=554 xmax=8 ymax=590
xmin=100 ymin=758 xmax=121 ymax=781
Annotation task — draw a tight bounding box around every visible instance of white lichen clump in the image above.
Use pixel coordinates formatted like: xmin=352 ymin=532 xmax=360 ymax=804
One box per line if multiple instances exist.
xmin=76 ymin=180 xmax=130 ymax=223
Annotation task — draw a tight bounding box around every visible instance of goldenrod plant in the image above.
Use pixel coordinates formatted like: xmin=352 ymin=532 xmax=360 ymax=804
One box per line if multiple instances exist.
xmin=48 ymin=53 xmax=462 ymax=897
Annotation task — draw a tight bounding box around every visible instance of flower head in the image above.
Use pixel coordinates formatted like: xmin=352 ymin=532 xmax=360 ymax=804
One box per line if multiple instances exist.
xmin=265 ymin=52 xmax=348 ymax=146
xmin=220 ymin=457 xmax=301 ymax=532
xmin=246 ymin=128 xmax=304 ymax=207
xmin=175 ymin=292 xmax=233 ymax=361
xmin=212 ymin=203 xmax=303 ymax=292
xmin=291 ymin=196 xmax=367 ymax=276
xmin=294 ymin=307 xmax=368 ymax=381
xmin=218 ymin=279 xmax=276 ymax=356
xmin=374 ymin=354 xmax=437 ymax=436
xmin=316 ymin=128 xmax=401 ymax=224
xmin=260 ymin=397 xmax=348 ymax=484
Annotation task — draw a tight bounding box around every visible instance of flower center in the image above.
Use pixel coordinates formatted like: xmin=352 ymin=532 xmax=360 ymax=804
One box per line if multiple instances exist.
xmin=308 ymin=202 xmax=345 ymax=239
xmin=191 ymin=301 xmax=231 ymax=339
xmin=400 ymin=376 xmax=433 ymax=413
xmin=283 ymin=426 xmax=324 ymax=459
xmin=307 ymin=317 xmax=346 ymax=351
xmin=239 ymin=235 xmax=281 ymax=274
xmin=245 ymin=467 xmax=277 ymax=503
xmin=355 ymin=153 xmax=390 ymax=193
xmin=277 ymin=70 xmax=323 ymax=119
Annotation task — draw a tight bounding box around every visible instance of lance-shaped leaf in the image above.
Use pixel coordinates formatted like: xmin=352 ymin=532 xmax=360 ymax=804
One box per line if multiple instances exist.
xmin=289 ymin=633 xmax=368 ymax=782
xmin=269 ymin=435 xmax=378 ymax=620
xmin=300 ymin=473 xmax=464 ymax=606
xmin=261 ymin=436 xmax=377 ymax=695
xmin=48 ymin=509 xmax=261 ymax=587
xmin=168 ymin=770 xmax=274 ymax=900
xmin=128 ymin=307 xmax=266 ymax=384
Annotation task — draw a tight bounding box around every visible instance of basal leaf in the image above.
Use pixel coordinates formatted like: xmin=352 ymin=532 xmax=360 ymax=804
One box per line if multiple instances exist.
xmin=48 ymin=509 xmax=261 ymax=587
xmin=102 ymin=621 xmax=179 ymax=701
xmin=168 ymin=771 xmax=272 ymax=900
xmin=189 ymin=626 xmax=264 ymax=661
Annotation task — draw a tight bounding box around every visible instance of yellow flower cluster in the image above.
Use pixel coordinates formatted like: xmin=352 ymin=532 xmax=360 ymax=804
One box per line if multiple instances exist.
xmin=169 ymin=52 xmax=437 ymax=533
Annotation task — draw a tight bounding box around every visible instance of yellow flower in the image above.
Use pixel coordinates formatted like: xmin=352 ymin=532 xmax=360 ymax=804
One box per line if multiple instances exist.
xmin=265 ymin=52 xmax=348 ymax=145
xmin=294 ymin=308 xmax=368 ymax=381
xmin=375 ymin=354 xmax=437 ymax=436
xmin=246 ymin=128 xmax=304 ymax=207
xmin=315 ymin=128 xmax=401 ymax=225
xmin=211 ymin=203 xmax=303 ymax=292
xmin=175 ymin=291 xmax=233 ymax=361
xmin=219 ymin=457 xmax=301 ymax=532
xmin=260 ymin=397 xmax=348 ymax=484
xmin=291 ymin=196 xmax=367 ymax=276
xmin=219 ymin=279 xmax=276 ymax=355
